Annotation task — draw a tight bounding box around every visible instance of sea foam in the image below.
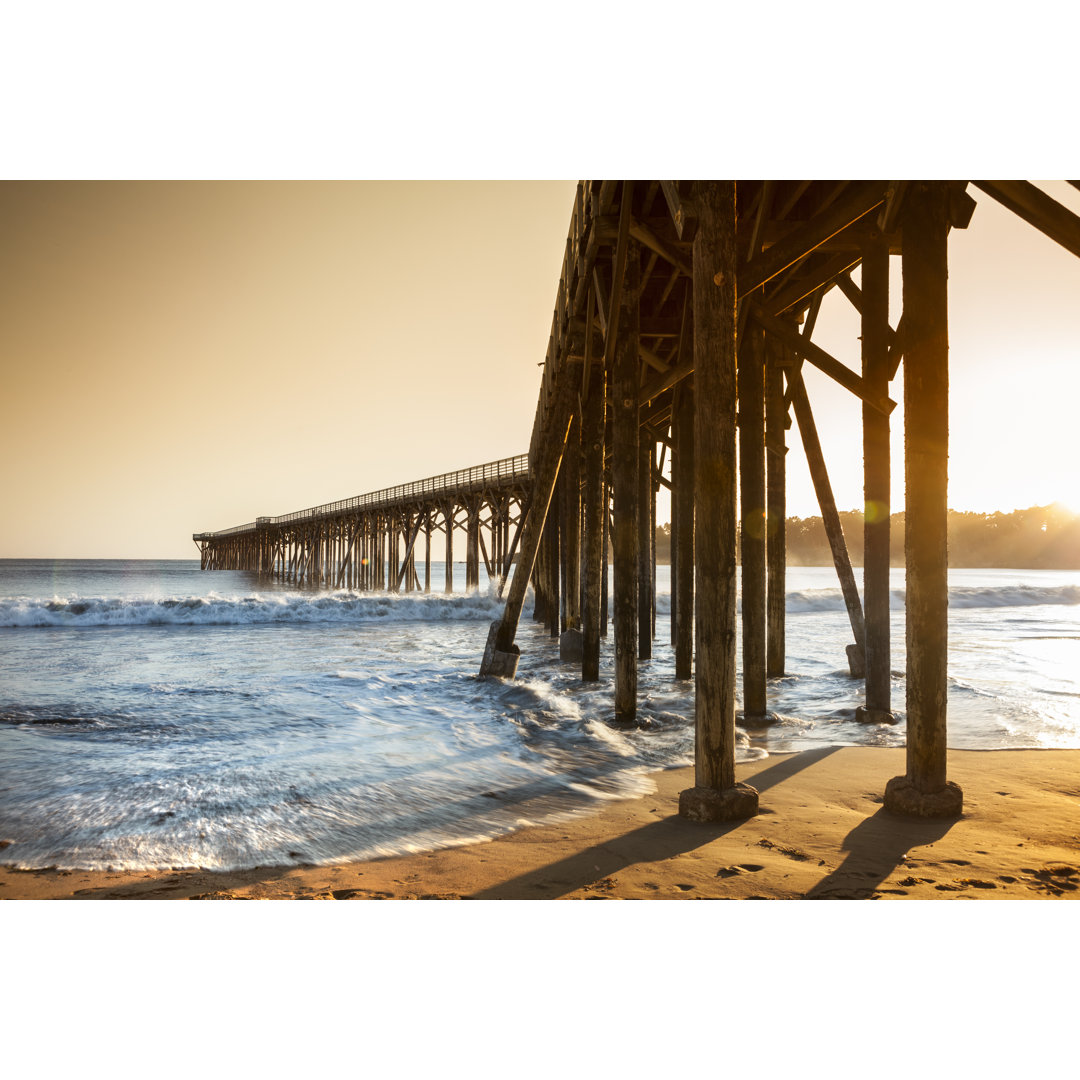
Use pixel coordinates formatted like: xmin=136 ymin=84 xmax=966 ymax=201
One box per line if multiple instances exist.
xmin=0 ymin=589 xmax=507 ymax=628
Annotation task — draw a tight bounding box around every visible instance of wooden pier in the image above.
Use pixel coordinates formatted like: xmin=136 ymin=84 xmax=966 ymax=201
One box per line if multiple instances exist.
xmin=199 ymin=179 xmax=1080 ymax=824
xmin=194 ymin=455 xmax=529 ymax=594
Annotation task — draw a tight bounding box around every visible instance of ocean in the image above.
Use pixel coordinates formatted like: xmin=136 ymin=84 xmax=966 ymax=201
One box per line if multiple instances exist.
xmin=2 ymin=558 xmax=1079 ymax=872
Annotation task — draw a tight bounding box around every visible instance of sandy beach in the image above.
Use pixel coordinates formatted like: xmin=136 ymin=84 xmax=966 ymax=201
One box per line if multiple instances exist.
xmin=3 ymin=746 xmax=1078 ymax=900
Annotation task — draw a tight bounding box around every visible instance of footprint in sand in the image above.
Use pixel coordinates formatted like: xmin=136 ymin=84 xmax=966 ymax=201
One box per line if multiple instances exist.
xmin=1020 ymin=866 xmax=1079 ymax=895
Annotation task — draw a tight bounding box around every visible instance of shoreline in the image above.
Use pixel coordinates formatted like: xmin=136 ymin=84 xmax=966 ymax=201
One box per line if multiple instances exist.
xmin=3 ymin=746 xmax=1078 ymax=899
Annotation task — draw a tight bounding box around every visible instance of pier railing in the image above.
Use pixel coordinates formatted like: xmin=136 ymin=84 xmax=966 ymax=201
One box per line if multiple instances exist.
xmin=194 ymin=454 xmax=530 ymax=540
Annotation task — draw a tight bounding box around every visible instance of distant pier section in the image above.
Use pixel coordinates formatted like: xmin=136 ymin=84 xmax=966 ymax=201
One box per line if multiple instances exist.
xmin=194 ymin=455 xmax=530 ymax=592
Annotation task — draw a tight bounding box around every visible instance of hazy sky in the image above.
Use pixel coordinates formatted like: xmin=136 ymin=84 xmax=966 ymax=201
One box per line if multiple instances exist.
xmin=2 ymin=180 xmax=1079 ymax=559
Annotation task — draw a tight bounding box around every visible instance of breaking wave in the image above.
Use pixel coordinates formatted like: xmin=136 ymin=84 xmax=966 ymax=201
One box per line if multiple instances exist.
xmin=0 ymin=589 xmax=507 ymax=628
xmin=785 ymin=583 xmax=1080 ymax=613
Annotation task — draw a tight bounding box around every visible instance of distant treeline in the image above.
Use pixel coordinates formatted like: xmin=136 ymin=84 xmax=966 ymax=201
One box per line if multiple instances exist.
xmin=654 ymin=504 xmax=1080 ymax=569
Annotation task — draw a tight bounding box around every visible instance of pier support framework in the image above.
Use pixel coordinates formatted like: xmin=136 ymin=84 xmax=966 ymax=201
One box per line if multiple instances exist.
xmin=198 ymin=178 xmax=1080 ymax=826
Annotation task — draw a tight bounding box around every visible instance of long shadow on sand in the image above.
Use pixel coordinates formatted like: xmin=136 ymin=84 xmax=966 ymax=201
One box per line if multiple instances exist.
xmin=805 ymin=808 xmax=958 ymax=899
xmin=471 ymin=746 xmax=843 ymax=899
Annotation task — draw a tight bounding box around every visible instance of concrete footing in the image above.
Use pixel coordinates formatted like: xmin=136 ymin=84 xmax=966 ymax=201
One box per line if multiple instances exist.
xmin=678 ymin=783 xmax=759 ymax=822
xmin=845 ymin=643 xmax=866 ymax=678
xmin=559 ymin=628 xmax=583 ymax=662
xmin=736 ymin=710 xmax=780 ymax=729
xmin=883 ymin=775 xmax=963 ymax=818
xmin=479 ymin=619 xmax=520 ymax=678
xmin=855 ymin=706 xmax=897 ymax=724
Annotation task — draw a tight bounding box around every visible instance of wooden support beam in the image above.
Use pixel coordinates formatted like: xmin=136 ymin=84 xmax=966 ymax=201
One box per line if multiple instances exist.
xmin=672 ymin=377 xmax=694 ymax=680
xmin=395 ymin=514 xmax=424 ymax=592
xmin=638 ymin=430 xmax=654 ymax=660
xmin=582 ymin=365 xmax=607 ymax=682
xmin=335 ymin=526 xmax=360 ymax=588
xmin=750 ymin=301 xmax=896 ymax=416
xmin=787 ymin=364 xmax=866 ymax=675
xmin=763 ymin=251 xmax=862 ymax=317
xmin=466 ymin=502 xmax=480 ymax=591
xmin=613 ymin=238 xmax=641 ymax=722
xmin=498 ymin=500 xmax=527 ymax=597
xmin=545 ymin=505 xmax=560 ymax=638
xmin=775 ymin=180 xmax=812 ymax=221
xmin=743 ymin=319 xmax=768 ymax=721
xmin=971 ymin=180 xmax=1080 ymax=259
xmin=835 ymin=271 xmax=900 ymax=354
xmin=746 ymin=180 xmax=774 ymax=262
xmin=638 ymin=289 xmax=693 ymax=402
xmin=602 ymin=183 xmax=634 ymax=376
xmin=679 ymin=181 xmax=758 ymax=822
xmin=638 ymin=342 xmax=669 ymax=375
xmin=601 ymin=481 xmax=609 ymax=637
xmin=478 ymin=527 xmax=494 ymax=581
xmin=878 ymin=181 xmax=908 ymax=233
xmin=740 ymin=182 xmax=887 ymax=295
xmin=858 ymin=236 xmax=894 ymax=723
xmin=424 ymin=514 xmax=431 ymax=593
xmin=561 ymin=413 xmax=582 ymax=636
xmin=765 ymin=339 xmax=786 ymax=677
xmin=888 ymin=315 xmax=905 ymax=380
xmin=660 ymin=181 xmax=698 ymax=242
xmin=483 ymin=371 xmax=579 ymax=670
xmin=885 ymin=181 xmax=962 ymax=817
xmin=629 ymin=217 xmax=693 ymax=277
xmin=739 ymin=320 xmax=768 ymax=720
xmin=444 ymin=505 xmax=454 ymax=593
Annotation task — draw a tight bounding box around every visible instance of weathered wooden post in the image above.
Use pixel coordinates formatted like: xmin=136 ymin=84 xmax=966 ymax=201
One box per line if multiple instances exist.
xmin=613 ymin=238 xmax=641 ymax=723
xmin=739 ymin=321 xmax=768 ymax=721
xmin=600 ymin=479 xmax=609 ymax=636
xmin=545 ymin=513 xmax=560 ymax=638
xmin=532 ymin=524 xmax=547 ymax=621
xmin=637 ymin=432 xmax=654 ymax=660
xmin=444 ymin=504 xmax=454 ymax=593
xmin=765 ymin=340 xmax=786 ymax=676
xmin=582 ymin=366 xmax=606 ymax=681
xmin=466 ymin=500 xmax=480 ymax=592
xmin=560 ymin=414 xmax=583 ymax=661
xmin=679 ymin=180 xmax=759 ymax=821
xmin=672 ymin=380 xmax=694 ymax=680
xmin=858 ymin=237 xmax=894 ymax=723
xmin=884 ymin=181 xmax=963 ymax=817
xmin=424 ymin=512 xmax=432 ymax=593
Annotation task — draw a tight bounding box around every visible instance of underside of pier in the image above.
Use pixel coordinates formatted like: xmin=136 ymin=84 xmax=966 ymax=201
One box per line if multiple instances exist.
xmin=195 ymin=179 xmax=1080 ymax=824
xmin=479 ymin=179 xmax=1080 ymax=822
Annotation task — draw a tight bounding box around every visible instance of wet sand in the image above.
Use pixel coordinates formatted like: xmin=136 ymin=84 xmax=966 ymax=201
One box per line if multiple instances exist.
xmin=3 ymin=747 xmax=1079 ymax=899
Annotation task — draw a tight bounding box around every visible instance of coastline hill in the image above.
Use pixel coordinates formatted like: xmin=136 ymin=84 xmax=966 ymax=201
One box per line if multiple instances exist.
xmin=654 ymin=503 xmax=1080 ymax=569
